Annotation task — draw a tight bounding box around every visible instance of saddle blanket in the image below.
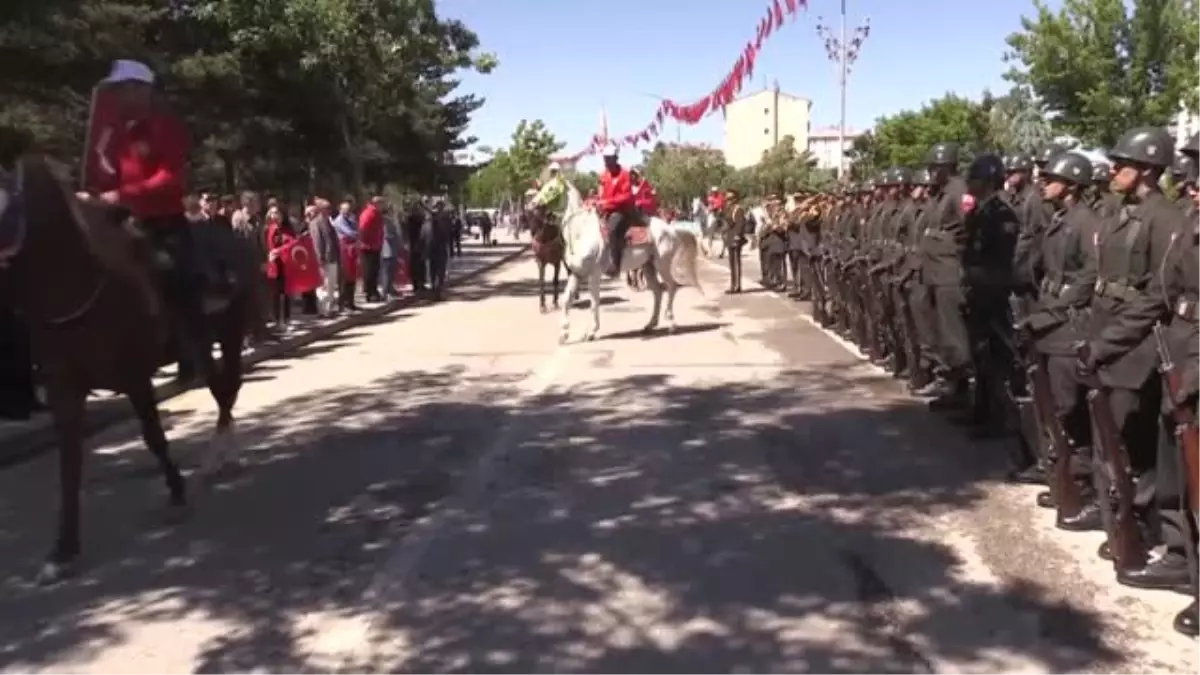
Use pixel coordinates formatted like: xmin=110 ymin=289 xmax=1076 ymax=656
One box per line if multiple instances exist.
xmin=600 ymin=223 xmax=652 ymax=246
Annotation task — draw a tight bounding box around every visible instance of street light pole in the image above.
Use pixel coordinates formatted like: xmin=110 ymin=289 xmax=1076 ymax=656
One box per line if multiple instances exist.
xmin=838 ymin=0 xmax=847 ymax=180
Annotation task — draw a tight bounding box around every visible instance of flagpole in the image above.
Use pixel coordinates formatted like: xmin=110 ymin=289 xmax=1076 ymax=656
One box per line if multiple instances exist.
xmin=838 ymin=0 xmax=847 ymax=181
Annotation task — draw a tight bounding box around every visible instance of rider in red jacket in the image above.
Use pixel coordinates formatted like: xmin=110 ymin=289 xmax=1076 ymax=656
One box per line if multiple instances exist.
xmin=706 ymin=186 xmax=726 ymax=213
xmin=598 ymin=144 xmax=636 ymax=277
xmin=631 ymin=168 xmax=658 ymax=217
xmin=95 ymin=59 xmax=213 ymax=382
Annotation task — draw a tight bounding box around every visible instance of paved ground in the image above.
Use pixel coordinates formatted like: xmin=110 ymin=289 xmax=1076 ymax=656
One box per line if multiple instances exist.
xmin=0 ymin=244 xmax=1195 ymax=673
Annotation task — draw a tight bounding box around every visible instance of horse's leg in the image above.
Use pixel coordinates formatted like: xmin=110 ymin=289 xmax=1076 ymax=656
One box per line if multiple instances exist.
xmin=559 ymin=271 xmax=579 ymax=344
xmin=38 ymin=384 xmax=87 ymax=585
xmin=585 ymin=267 xmax=602 ymax=341
xmin=551 ymin=259 xmax=562 ymax=308
xmin=204 ymin=312 xmax=243 ymax=476
xmin=538 ymin=259 xmax=548 ymax=313
xmin=125 ymin=380 xmax=188 ymax=516
xmin=658 ymin=258 xmax=680 ymax=333
xmin=642 ymin=253 xmax=663 ymax=334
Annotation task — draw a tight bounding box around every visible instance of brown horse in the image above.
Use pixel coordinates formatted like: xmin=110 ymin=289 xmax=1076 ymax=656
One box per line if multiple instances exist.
xmin=0 ymin=156 xmax=264 ymax=585
xmin=527 ymin=207 xmax=565 ymax=312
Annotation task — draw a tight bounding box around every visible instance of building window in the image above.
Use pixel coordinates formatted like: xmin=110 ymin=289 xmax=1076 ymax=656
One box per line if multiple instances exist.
xmin=764 ymin=107 xmax=770 ymax=115
xmin=764 ymin=128 xmax=770 ymax=135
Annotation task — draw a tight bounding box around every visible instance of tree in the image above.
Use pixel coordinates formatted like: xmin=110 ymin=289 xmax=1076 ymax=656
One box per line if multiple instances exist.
xmin=987 ymin=87 xmax=1055 ymax=152
xmin=0 ymin=0 xmax=496 ymax=196
xmin=641 ymin=142 xmax=729 ymax=210
xmin=854 ymin=95 xmax=991 ymax=173
xmin=566 ymin=169 xmax=599 ymax=196
xmin=462 ymin=119 xmax=564 ymax=206
xmin=504 ymin=119 xmax=565 ymax=194
xmin=1005 ymin=0 xmax=1200 ymax=146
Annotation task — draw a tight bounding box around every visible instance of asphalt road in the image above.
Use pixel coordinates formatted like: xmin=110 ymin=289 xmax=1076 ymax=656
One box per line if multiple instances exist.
xmin=0 ymin=246 xmax=1194 ymax=673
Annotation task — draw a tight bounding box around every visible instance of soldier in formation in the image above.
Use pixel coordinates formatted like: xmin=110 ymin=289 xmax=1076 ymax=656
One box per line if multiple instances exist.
xmin=760 ymin=130 xmax=1199 ymax=637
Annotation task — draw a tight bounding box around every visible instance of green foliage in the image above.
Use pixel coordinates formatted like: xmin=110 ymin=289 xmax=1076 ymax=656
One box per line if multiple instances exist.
xmin=848 ymin=95 xmax=991 ymax=177
xmin=0 ymin=0 xmax=495 ymax=195
xmin=1004 ymin=0 xmax=1199 ymax=146
xmin=462 ymin=118 xmax=565 ymax=207
xmin=641 ymin=142 xmax=730 ymax=210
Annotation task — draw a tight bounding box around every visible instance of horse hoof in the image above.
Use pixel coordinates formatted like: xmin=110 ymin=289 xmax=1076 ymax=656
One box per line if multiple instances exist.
xmin=36 ymin=559 xmax=76 ymax=587
xmin=667 ymin=324 xmax=677 ymax=334
xmin=641 ymin=325 xmax=658 ymax=335
xmin=539 ymin=306 xmax=548 ymax=314
xmin=584 ymin=332 xmax=597 ymax=342
xmin=558 ymin=333 xmax=569 ymax=345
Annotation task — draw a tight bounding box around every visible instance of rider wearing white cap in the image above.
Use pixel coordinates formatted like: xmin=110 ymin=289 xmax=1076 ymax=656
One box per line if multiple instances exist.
xmin=597 ymin=143 xmax=636 ymax=277
xmin=91 ymin=59 xmax=216 ymax=383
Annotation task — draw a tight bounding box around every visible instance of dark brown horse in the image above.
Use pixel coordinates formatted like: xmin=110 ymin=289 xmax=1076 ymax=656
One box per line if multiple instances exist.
xmin=527 ymin=207 xmax=565 ymax=312
xmin=0 ymin=156 xmax=264 ymax=585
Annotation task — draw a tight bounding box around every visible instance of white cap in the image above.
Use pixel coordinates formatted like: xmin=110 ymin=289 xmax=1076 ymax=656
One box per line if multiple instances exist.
xmin=602 ymin=143 xmax=620 ymax=157
xmin=104 ymin=59 xmax=155 ymax=85
xmin=548 ymin=161 xmax=562 ymax=172
xmin=524 ymin=188 xmax=538 ymax=196
xmin=710 ymin=186 xmax=718 ymax=192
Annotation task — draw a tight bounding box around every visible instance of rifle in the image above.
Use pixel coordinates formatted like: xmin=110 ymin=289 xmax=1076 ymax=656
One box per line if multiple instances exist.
xmin=1147 ymin=319 xmax=1195 ymax=598
xmin=1076 ymin=341 xmax=1149 ymax=571
xmin=1008 ymin=296 xmax=1085 ymax=520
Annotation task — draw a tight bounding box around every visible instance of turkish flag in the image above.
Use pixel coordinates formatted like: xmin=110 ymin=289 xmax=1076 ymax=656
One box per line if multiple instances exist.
xmin=339 ymin=239 xmax=360 ymax=281
xmin=80 ymin=83 xmax=122 ymax=193
xmin=281 ymin=234 xmax=323 ymax=296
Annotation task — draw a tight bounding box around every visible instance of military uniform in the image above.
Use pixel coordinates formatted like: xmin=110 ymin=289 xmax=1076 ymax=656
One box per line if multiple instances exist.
xmin=724 ymin=194 xmax=748 ymax=293
xmin=916 ymin=142 xmax=972 ymax=401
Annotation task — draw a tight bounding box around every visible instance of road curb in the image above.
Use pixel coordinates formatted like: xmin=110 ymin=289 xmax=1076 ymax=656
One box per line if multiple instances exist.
xmin=0 ymin=245 xmax=529 ymax=468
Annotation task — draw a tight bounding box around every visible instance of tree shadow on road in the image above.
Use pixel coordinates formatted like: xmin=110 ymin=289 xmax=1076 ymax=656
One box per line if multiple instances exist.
xmin=0 ymin=364 xmax=1123 ymax=673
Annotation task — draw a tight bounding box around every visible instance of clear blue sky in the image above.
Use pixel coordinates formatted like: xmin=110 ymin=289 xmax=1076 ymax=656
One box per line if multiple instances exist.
xmin=437 ymin=0 xmax=1056 ymax=171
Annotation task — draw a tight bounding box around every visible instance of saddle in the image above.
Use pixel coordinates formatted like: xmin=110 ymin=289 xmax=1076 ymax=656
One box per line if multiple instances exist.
xmin=600 ymin=215 xmax=652 ymax=246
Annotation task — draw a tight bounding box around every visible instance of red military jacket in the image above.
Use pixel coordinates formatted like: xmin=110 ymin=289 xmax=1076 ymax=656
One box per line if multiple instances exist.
xmin=633 ymin=179 xmax=658 ymax=216
xmin=599 ymin=167 xmax=635 ymax=214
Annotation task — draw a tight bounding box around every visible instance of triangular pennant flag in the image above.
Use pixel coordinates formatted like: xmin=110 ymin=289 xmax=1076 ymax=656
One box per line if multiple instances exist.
xmin=773 ymin=0 xmax=785 ymax=25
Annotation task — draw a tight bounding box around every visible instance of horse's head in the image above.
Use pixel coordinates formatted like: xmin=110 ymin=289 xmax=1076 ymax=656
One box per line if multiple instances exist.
xmin=563 ymin=180 xmax=584 ymax=217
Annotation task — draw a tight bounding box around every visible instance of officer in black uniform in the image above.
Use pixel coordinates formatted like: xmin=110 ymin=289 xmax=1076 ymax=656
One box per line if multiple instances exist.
xmin=1085 ymin=159 xmax=1117 ymax=216
xmin=1155 ymin=131 xmax=1199 ymax=637
xmin=961 ymin=153 xmax=1021 ymax=431
xmin=1019 ymin=151 xmax=1104 ymax=520
xmin=1007 ymin=152 xmax=1053 ymax=297
xmin=763 ymin=195 xmax=788 ymax=289
xmin=724 ymin=189 xmax=747 ymax=294
xmin=1079 ymin=126 xmax=1190 ymax=592
xmin=916 ymin=141 xmax=972 ymax=407
xmin=903 ymin=168 xmax=938 ymax=390
xmin=785 ymin=193 xmax=810 ymax=298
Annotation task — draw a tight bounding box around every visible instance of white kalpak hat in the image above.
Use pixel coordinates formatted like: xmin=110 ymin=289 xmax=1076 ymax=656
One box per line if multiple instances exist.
xmin=548 ymin=161 xmax=562 ymax=171
xmin=104 ymin=59 xmax=156 ymax=85
xmin=601 ymin=143 xmax=620 ymax=157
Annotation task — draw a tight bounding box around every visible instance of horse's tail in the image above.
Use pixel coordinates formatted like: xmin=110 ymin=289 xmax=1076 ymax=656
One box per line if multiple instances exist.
xmin=672 ymin=227 xmax=705 ymax=297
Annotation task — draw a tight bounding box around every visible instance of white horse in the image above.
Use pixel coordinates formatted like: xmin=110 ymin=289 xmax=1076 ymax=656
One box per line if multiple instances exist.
xmin=750 ymin=204 xmax=773 ymax=247
xmin=559 ymin=183 xmax=703 ymax=343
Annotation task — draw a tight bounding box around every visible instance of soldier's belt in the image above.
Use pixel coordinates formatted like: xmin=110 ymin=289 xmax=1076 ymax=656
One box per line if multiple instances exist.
xmin=1176 ymin=296 xmax=1197 ymax=322
xmin=1093 ymin=279 xmax=1139 ymax=302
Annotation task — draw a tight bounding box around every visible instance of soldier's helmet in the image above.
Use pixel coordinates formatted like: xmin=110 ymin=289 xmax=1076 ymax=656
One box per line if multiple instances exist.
xmin=924 ymin=142 xmax=959 ymax=167
xmin=1005 ymin=152 xmax=1035 ymax=172
xmin=1041 ymin=152 xmax=1095 ymax=187
xmin=1182 ymin=133 xmax=1199 ymax=160
xmin=966 ymin=153 xmax=1006 ymax=188
xmin=1107 ymin=126 xmax=1174 ymax=168
xmin=892 ymin=167 xmax=913 ymax=185
xmin=912 ymin=168 xmax=933 ymax=186
xmin=1035 ymin=144 xmax=1066 ymax=166
xmin=1091 ymin=160 xmax=1112 ymax=185
xmin=1170 ymin=154 xmax=1196 ymax=181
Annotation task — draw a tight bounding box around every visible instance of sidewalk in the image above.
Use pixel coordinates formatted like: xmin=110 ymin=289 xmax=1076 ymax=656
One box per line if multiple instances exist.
xmin=0 ymin=241 xmax=529 ymax=466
